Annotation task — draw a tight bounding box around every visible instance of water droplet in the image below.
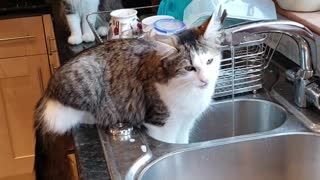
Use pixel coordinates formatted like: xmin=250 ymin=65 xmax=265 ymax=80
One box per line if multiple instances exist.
xmin=140 ymin=145 xmax=147 ymax=153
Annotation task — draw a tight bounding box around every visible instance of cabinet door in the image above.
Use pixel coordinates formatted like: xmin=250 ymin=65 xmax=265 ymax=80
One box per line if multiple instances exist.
xmin=0 ymin=55 xmax=50 ymax=178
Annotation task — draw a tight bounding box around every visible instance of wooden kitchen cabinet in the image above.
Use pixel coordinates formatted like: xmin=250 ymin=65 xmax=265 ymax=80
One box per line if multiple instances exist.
xmin=0 ymin=15 xmax=59 ymax=179
xmin=42 ymin=14 xmax=61 ymax=74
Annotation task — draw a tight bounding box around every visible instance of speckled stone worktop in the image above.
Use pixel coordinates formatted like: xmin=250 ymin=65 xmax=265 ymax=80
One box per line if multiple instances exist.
xmin=72 ymin=125 xmax=110 ymax=180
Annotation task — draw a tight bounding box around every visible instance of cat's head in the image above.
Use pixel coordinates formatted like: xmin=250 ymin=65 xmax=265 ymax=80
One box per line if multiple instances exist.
xmin=154 ymin=16 xmax=223 ymax=90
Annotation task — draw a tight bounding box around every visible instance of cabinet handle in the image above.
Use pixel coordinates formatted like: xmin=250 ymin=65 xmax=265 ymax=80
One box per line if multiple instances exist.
xmin=0 ymin=35 xmax=35 ymax=42
xmin=38 ymin=68 xmax=45 ymax=94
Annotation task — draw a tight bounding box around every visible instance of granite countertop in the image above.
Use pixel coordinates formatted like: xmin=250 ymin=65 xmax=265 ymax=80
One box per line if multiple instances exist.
xmin=73 ymin=125 xmax=110 ymax=180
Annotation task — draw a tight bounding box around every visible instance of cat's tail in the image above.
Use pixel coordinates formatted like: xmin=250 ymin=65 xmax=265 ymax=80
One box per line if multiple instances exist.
xmin=34 ymin=97 xmax=81 ymax=180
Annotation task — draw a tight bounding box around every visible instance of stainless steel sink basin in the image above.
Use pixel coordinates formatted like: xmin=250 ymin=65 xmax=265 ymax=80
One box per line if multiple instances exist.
xmin=147 ymin=99 xmax=287 ymax=144
xmin=139 ymin=133 xmax=320 ymax=180
xmin=190 ymin=99 xmax=287 ymax=143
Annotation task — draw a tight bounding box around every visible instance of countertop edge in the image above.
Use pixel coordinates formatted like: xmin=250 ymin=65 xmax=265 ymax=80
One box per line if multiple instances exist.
xmin=72 ymin=125 xmax=111 ymax=180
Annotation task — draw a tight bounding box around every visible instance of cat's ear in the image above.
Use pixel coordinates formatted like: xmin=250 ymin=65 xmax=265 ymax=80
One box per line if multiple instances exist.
xmin=192 ymin=9 xmax=225 ymax=44
xmin=192 ymin=16 xmax=213 ymax=38
xmin=152 ymin=35 xmax=179 ymax=50
xmin=154 ymin=40 xmax=178 ymax=58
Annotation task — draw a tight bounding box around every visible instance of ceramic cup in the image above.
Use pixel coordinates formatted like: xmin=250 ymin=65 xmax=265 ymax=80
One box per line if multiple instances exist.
xmin=108 ymin=9 xmax=142 ymax=39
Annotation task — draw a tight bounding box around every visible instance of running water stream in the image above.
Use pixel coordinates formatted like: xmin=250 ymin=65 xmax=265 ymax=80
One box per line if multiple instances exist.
xmin=231 ymin=44 xmax=236 ymax=137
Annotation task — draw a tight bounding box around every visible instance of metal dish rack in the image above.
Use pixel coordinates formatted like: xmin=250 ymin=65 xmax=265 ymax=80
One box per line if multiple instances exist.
xmin=86 ymin=6 xmax=280 ymax=98
xmin=215 ymin=34 xmax=275 ymax=98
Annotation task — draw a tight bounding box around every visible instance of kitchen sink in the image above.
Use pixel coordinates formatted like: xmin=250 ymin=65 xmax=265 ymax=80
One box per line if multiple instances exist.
xmin=190 ymin=99 xmax=287 ymax=143
xmin=190 ymin=99 xmax=286 ymax=143
xmin=139 ymin=133 xmax=320 ymax=180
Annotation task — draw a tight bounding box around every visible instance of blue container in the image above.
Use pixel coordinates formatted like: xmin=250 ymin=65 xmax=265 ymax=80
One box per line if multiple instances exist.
xmin=153 ymin=19 xmax=186 ymax=35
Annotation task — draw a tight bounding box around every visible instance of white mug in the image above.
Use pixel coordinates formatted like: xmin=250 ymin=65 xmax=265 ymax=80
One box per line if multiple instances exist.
xmin=108 ymin=9 xmax=142 ymax=39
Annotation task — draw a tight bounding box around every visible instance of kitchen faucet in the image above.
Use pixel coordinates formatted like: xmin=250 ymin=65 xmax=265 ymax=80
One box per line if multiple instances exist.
xmin=226 ymin=20 xmax=320 ymax=110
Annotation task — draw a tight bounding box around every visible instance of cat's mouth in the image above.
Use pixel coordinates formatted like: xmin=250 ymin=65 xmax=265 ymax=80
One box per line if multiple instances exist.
xmin=199 ymin=84 xmax=209 ymax=89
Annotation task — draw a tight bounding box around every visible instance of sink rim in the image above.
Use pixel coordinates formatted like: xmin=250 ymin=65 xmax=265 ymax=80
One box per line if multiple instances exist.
xmin=137 ymin=132 xmax=320 ymax=180
xmin=212 ymin=96 xmax=285 ymax=106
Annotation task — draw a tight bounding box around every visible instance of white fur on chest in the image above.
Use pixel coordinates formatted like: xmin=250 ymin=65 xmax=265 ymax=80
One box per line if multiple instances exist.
xmin=144 ymin=79 xmax=215 ymax=144
xmin=157 ymin=80 xmax=214 ymax=121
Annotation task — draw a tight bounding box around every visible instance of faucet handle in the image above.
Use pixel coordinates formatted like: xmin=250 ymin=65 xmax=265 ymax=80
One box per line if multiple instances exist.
xmin=305 ymin=78 xmax=320 ymax=110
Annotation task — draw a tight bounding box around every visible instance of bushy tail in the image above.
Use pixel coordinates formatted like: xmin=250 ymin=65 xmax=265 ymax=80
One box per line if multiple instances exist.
xmin=34 ymin=98 xmax=74 ymax=180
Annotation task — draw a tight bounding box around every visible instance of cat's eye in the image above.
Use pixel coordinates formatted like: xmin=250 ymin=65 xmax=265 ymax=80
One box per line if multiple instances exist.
xmin=185 ymin=66 xmax=196 ymax=71
xmin=207 ymin=58 xmax=214 ymax=65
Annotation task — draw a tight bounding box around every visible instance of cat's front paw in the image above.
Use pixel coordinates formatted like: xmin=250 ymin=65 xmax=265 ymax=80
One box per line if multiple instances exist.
xmin=82 ymin=33 xmax=95 ymax=42
xmin=97 ymin=26 xmax=108 ymax=36
xmin=68 ymin=35 xmax=83 ymax=45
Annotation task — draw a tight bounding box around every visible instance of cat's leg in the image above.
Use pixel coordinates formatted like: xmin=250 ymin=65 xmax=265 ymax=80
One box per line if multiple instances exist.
xmin=81 ymin=0 xmax=99 ymax=42
xmin=66 ymin=14 xmax=83 ymax=45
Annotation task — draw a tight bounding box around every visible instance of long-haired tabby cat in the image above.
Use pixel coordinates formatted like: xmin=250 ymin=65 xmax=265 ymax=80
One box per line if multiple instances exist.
xmin=34 ymin=16 xmax=223 ymax=179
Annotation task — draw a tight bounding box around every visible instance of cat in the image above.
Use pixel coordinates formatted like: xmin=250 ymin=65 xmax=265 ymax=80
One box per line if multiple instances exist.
xmin=61 ymin=0 xmax=123 ymax=45
xmin=34 ymin=16 xmax=223 ymax=180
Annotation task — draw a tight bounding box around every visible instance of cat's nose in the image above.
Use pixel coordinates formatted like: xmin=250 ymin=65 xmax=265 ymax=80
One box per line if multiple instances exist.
xmin=200 ymin=79 xmax=208 ymax=87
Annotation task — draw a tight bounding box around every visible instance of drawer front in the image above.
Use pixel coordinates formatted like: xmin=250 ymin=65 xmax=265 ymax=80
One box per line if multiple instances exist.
xmin=0 ymin=16 xmax=47 ymax=59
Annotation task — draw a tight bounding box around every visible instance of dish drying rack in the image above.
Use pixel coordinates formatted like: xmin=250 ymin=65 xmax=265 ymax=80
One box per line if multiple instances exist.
xmin=215 ymin=34 xmax=276 ymax=98
xmin=86 ymin=6 xmax=280 ymax=98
